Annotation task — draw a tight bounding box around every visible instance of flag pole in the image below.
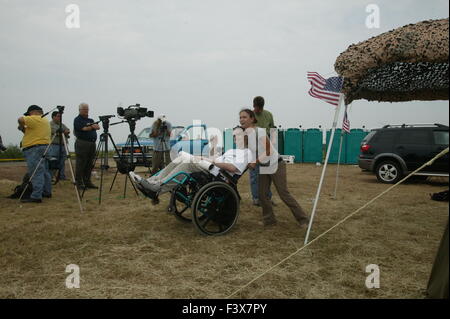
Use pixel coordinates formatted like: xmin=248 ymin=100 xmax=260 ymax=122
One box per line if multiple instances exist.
xmin=333 ymin=130 xmax=345 ymax=199
xmin=304 ymin=93 xmax=344 ymax=245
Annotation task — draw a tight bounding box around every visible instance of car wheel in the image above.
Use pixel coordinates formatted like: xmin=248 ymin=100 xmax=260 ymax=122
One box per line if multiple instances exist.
xmin=376 ymin=160 xmax=402 ymax=184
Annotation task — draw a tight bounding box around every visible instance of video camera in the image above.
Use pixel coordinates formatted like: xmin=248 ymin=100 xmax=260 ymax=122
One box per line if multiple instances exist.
xmin=57 ymin=105 xmax=65 ymax=113
xmin=117 ymin=104 xmax=154 ymax=121
xmin=158 ymin=115 xmax=169 ymax=132
xmin=99 ymin=115 xmax=115 ymax=122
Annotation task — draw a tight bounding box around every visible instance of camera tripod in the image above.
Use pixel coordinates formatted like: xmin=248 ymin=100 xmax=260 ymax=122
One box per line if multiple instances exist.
xmin=109 ymin=118 xmax=149 ymax=198
xmin=82 ymin=116 xmax=123 ymax=204
xmin=19 ymin=107 xmax=83 ymax=213
xmin=159 ymin=124 xmax=170 ymax=149
xmin=152 ymin=125 xmax=171 ymax=173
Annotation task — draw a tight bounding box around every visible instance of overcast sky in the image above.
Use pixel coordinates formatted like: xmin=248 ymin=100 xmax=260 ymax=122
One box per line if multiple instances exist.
xmin=0 ymin=0 xmax=448 ymax=148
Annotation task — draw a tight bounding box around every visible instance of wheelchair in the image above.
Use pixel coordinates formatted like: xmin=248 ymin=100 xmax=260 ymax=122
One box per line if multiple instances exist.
xmin=155 ymin=169 xmax=244 ymax=236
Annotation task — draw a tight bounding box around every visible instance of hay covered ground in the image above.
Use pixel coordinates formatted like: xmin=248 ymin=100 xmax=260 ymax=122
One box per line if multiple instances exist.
xmin=0 ymin=161 xmax=447 ymax=299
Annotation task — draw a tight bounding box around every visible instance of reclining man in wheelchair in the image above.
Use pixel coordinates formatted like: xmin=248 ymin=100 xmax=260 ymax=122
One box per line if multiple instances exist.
xmin=129 ymin=126 xmax=252 ymax=235
xmin=129 ymin=126 xmax=253 ymax=203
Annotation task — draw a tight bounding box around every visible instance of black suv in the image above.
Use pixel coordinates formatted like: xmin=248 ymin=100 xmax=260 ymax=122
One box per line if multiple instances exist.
xmin=359 ymin=124 xmax=449 ymax=183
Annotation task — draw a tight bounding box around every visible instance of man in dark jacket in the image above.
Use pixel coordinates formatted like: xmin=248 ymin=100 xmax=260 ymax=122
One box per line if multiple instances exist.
xmin=74 ymin=103 xmax=100 ymax=190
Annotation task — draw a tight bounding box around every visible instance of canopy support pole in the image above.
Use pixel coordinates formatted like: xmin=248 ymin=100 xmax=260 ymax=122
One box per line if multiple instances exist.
xmin=333 ymin=130 xmax=345 ymax=199
xmin=304 ymin=94 xmax=344 ymax=245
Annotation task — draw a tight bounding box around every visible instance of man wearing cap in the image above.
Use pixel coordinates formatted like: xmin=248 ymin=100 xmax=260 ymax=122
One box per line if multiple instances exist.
xmin=74 ymin=103 xmax=100 ymax=190
xmin=17 ymin=105 xmax=52 ymax=203
xmin=150 ymin=115 xmax=172 ymax=174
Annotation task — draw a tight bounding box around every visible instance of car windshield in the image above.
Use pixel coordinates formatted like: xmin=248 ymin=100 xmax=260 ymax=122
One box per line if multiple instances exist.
xmin=138 ymin=126 xmax=185 ymax=140
xmin=170 ymin=127 xmax=185 ymax=140
xmin=137 ymin=128 xmax=152 ymax=140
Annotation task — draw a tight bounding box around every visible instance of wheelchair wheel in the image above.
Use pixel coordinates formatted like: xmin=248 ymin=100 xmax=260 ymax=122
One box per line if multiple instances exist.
xmin=169 ymin=185 xmax=193 ymax=223
xmin=191 ymin=182 xmax=239 ymax=236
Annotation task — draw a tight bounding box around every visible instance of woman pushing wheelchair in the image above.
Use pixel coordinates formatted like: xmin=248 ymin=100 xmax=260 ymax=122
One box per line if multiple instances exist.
xmin=239 ymin=108 xmax=309 ymax=228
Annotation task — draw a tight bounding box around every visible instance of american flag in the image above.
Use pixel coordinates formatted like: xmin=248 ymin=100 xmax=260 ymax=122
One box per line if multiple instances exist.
xmin=307 ymin=72 xmax=343 ymax=106
xmin=342 ymin=105 xmax=350 ymax=133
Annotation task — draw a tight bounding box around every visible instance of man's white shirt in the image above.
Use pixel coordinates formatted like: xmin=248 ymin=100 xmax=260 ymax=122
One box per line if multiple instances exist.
xmin=210 ymin=148 xmax=253 ymax=176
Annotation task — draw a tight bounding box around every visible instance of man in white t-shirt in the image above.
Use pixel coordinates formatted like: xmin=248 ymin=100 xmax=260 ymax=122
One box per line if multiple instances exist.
xmin=130 ymin=126 xmax=253 ymax=200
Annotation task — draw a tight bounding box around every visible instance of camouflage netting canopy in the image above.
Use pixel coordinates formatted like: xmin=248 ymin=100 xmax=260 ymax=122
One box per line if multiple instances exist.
xmin=335 ymin=18 xmax=449 ymax=105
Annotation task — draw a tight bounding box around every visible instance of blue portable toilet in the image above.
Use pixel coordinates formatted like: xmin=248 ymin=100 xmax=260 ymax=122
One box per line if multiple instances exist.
xmin=284 ymin=128 xmax=303 ymax=163
xmin=223 ymin=128 xmax=234 ymax=152
xmin=303 ymin=128 xmax=323 ymax=163
xmin=325 ymin=129 xmax=347 ymax=164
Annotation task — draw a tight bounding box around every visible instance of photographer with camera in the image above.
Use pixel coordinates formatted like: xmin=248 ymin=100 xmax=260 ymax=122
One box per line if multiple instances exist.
xmin=74 ymin=103 xmax=100 ymax=190
xmin=17 ymin=105 xmax=52 ymax=203
xmin=150 ymin=115 xmax=172 ymax=174
xmin=50 ymin=111 xmax=70 ymax=180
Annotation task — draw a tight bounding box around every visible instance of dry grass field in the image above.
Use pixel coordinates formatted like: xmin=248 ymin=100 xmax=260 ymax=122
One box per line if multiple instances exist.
xmin=0 ymin=161 xmax=448 ymax=299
